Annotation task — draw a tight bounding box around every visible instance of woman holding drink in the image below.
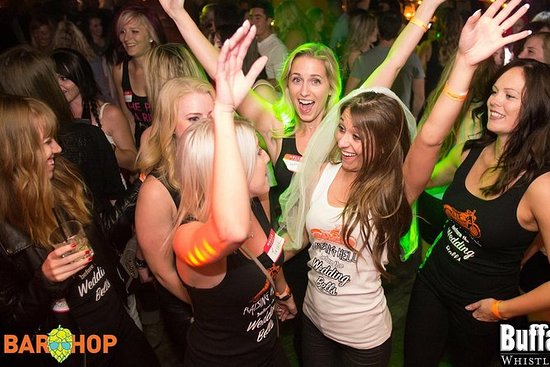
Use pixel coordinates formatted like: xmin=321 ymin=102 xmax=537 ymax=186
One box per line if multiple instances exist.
xmin=0 ymin=95 xmax=158 ymax=367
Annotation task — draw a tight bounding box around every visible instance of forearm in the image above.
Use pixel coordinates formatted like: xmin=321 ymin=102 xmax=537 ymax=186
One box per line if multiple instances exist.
xmin=418 ymin=56 xmax=475 ymax=147
xmin=211 ymin=107 xmax=250 ymax=242
xmin=499 ymin=283 xmax=550 ymax=320
xmin=364 ymin=0 xmax=442 ymax=89
xmin=114 ymin=147 xmax=137 ymax=171
xmin=165 ymin=5 xmax=218 ymax=78
xmin=151 ymin=266 xmax=190 ymax=303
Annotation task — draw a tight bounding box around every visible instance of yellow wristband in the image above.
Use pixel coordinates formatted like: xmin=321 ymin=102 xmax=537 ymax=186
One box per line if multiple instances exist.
xmin=410 ymin=17 xmax=431 ymax=32
xmin=443 ymin=83 xmax=468 ymax=102
xmin=491 ymin=300 xmax=503 ymax=320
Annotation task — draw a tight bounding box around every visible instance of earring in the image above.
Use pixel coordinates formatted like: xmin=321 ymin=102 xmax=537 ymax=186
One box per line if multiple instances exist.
xmin=149 ymin=39 xmax=153 ymax=43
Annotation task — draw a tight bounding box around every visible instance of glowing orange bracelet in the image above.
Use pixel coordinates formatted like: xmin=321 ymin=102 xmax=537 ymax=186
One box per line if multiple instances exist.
xmin=491 ymin=300 xmax=503 ymax=320
xmin=443 ymin=83 xmax=468 ymax=102
xmin=410 ymin=17 xmax=431 ymax=32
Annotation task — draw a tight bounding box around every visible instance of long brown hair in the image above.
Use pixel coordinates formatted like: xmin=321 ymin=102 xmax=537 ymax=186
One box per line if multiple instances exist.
xmin=331 ymin=92 xmax=412 ymax=277
xmin=0 ymin=95 xmax=90 ymax=247
xmin=470 ymin=59 xmax=550 ymax=196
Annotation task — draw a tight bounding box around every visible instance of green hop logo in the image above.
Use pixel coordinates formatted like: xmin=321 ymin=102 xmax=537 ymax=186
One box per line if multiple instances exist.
xmin=47 ymin=325 xmax=73 ymax=363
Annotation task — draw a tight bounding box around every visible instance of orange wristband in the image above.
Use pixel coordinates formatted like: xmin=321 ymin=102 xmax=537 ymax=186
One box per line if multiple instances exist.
xmin=275 ymin=285 xmax=292 ymax=301
xmin=491 ymin=300 xmax=503 ymax=320
xmin=410 ymin=17 xmax=431 ymax=32
xmin=443 ymin=83 xmax=468 ymax=102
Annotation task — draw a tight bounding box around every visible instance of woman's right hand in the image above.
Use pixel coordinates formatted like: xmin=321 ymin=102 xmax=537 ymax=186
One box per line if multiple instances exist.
xmin=41 ymin=243 xmax=92 ymax=283
xmin=457 ymin=0 xmax=531 ymax=67
xmin=158 ymin=0 xmax=184 ymax=19
xmin=215 ymin=21 xmax=267 ymax=110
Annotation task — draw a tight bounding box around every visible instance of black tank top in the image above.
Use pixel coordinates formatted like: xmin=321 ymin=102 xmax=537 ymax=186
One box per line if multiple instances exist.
xmin=122 ymin=59 xmax=151 ymax=146
xmin=182 ymin=198 xmax=283 ymax=366
xmin=422 ymin=147 xmax=543 ymax=301
xmin=270 ymin=137 xmax=301 ymax=227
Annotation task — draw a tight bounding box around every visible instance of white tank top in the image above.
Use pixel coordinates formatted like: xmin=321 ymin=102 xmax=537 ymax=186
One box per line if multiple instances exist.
xmin=303 ymin=163 xmax=391 ymax=349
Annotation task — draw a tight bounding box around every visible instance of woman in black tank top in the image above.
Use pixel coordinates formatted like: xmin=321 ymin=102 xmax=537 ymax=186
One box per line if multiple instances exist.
xmin=405 ymin=59 xmax=550 ymax=366
xmin=135 ymin=78 xmax=215 ymax=363
xmin=110 ymin=4 xmax=166 ymax=147
xmin=171 ymin=38 xmax=296 ymax=366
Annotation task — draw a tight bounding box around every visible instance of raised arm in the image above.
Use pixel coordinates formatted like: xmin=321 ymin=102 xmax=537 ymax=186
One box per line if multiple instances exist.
xmin=158 ymin=0 xmax=218 ymax=78
xmin=173 ymin=35 xmax=266 ymax=268
xmin=363 ymin=0 xmax=446 ymax=89
xmin=159 ymin=0 xmax=283 ymax=158
xmin=403 ymin=0 xmax=531 ymax=203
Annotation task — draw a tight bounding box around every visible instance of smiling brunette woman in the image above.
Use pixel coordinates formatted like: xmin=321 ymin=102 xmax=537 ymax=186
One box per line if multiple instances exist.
xmin=280 ymin=1 xmax=531 ymax=365
xmin=158 ymin=0 xmax=445 ymax=361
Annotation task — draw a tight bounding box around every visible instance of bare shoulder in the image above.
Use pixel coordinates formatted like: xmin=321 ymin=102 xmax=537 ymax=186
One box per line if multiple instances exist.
xmin=522 ymin=172 xmax=550 ymax=231
xmin=137 ymin=175 xmax=175 ymax=212
xmin=102 ymin=103 xmax=127 ymax=123
xmin=526 ymin=172 xmax=550 ymax=201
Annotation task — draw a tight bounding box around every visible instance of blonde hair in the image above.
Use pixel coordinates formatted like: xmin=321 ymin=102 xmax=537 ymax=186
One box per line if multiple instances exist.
xmin=174 ymin=118 xmax=257 ymax=223
xmin=53 ymin=20 xmax=95 ymax=60
xmin=0 ymin=95 xmax=90 ymax=247
xmin=136 ymin=77 xmax=215 ymax=190
xmin=117 ymin=11 xmax=160 ymax=46
xmin=144 ymin=43 xmax=207 ymax=110
xmin=274 ymin=43 xmax=342 ymax=136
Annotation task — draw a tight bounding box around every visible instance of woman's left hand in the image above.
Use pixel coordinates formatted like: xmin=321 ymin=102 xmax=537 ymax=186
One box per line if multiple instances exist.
xmin=458 ymin=0 xmax=531 ymax=66
xmin=275 ymin=295 xmax=298 ymax=321
xmin=465 ymin=298 xmax=500 ymax=322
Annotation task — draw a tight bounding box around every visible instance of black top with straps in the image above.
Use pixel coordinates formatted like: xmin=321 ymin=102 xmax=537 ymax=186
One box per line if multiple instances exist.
xmin=180 ymin=198 xmax=283 ymax=366
xmin=422 ymin=147 xmax=543 ymax=302
xmin=122 ymin=59 xmax=151 ymax=146
xmin=270 ymin=137 xmax=301 ymax=226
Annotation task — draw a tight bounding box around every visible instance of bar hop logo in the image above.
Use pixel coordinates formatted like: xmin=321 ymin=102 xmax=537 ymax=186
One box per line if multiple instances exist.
xmin=48 ymin=326 xmax=73 ymax=363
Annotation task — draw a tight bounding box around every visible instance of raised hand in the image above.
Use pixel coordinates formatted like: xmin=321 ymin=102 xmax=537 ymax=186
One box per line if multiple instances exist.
xmin=458 ymin=0 xmax=530 ymax=66
xmin=215 ymin=21 xmax=268 ymax=110
xmin=158 ymin=0 xmax=184 ymax=19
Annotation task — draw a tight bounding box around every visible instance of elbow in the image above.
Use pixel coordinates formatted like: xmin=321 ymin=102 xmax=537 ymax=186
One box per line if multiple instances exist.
xmin=215 ymin=224 xmax=250 ymax=245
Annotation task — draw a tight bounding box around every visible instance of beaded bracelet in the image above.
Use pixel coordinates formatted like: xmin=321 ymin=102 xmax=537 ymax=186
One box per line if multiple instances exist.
xmin=491 ymin=300 xmax=503 ymax=320
xmin=443 ymin=83 xmax=468 ymax=102
xmin=410 ymin=17 xmax=431 ymax=32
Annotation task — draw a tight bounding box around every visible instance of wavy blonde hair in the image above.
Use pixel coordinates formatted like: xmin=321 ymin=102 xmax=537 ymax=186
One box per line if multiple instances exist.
xmin=0 ymin=95 xmax=90 ymax=247
xmin=144 ymin=43 xmax=207 ymax=111
xmin=136 ymin=77 xmax=215 ymax=190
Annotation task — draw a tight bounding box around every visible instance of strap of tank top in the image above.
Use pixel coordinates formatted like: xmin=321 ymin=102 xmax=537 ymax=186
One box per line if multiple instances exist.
xmin=251 ymin=197 xmax=271 ymax=238
xmin=99 ymin=102 xmax=109 ymax=121
xmin=455 ymin=146 xmax=483 ymax=181
xmin=239 ymin=243 xmax=279 ymax=337
xmin=122 ymin=59 xmax=131 ymax=91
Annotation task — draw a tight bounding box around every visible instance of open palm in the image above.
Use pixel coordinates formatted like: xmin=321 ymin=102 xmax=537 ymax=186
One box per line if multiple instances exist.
xmin=458 ymin=0 xmax=530 ymax=66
